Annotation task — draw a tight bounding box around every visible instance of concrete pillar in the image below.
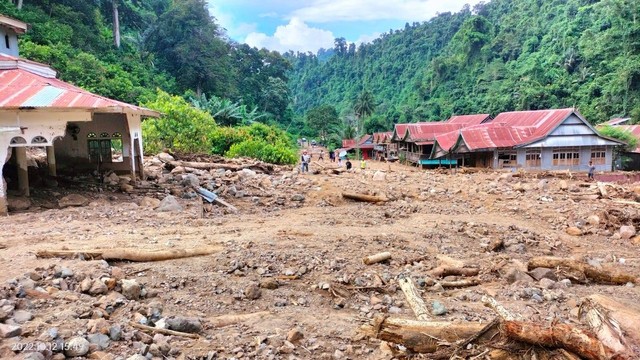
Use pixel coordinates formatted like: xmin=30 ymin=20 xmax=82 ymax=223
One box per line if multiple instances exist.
xmin=46 ymin=146 xmax=57 ymax=177
xmin=15 ymin=146 xmax=29 ymax=196
xmin=0 ymin=144 xmax=9 ymax=215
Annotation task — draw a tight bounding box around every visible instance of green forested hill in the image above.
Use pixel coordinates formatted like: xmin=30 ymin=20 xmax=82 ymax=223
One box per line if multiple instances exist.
xmin=287 ymin=0 xmax=640 ymax=134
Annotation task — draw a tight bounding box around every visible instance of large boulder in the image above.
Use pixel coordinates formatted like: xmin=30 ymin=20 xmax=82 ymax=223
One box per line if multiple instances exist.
xmin=155 ymin=195 xmax=183 ymax=212
xmin=7 ymin=197 xmax=30 ymax=211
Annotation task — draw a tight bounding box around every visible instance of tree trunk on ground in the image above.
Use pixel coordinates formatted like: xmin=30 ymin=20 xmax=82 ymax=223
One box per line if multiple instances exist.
xmin=36 ymin=247 xmax=219 ymax=262
xmin=527 ymin=256 xmax=638 ymax=285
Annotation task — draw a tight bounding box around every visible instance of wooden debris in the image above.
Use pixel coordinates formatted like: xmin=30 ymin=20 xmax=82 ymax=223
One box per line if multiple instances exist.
xmin=579 ymin=299 xmax=629 ymax=356
xmin=428 ymin=266 xmax=479 ymax=278
xmin=129 ymin=321 xmax=200 ymax=339
xmin=361 ymin=316 xmax=486 ymax=353
xmin=36 ymin=246 xmax=220 ymax=262
xmin=398 ymin=277 xmax=430 ymax=320
xmin=168 ymin=160 xmax=273 ymax=174
xmin=363 ymin=251 xmax=392 ymax=265
xmin=597 ymin=182 xmax=609 ymax=198
xmin=342 ymin=192 xmax=387 ymax=203
xmin=208 ymin=311 xmax=271 ymax=328
xmin=481 ymin=295 xmax=523 ymax=321
xmin=584 ymin=294 xmax=640 ymax=346
xmin=425 ymin=278 xmax=480 ymax=288
xmin=527 ymin=256 xmax=638 ymax=285
xmin=502 ymin=321 xmax=626 ymax=360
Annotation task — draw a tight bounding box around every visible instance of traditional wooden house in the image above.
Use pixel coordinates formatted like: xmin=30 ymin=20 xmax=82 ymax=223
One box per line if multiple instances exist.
xmin=431 ymin=108 xmax=622 ymax=171
xmin=0 ymin=14 xmax=159 ymax=214
xmin=372 ymin=131 xmax=394 ymax=160
xmin=337 ymin=134 xmax=375 ymax=159
xmin=391 ymin=114 xmax=491 ymax=167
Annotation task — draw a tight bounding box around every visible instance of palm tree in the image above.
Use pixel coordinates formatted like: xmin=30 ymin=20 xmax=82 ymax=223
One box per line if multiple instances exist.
xmin=353 ymin=90 xmax=375 ymax=159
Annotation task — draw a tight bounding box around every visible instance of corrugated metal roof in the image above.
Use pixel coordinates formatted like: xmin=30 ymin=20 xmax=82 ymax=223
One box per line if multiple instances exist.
xmin=603 ymin=118 xmax=631 ymax=126
xmin=342 ymin=139 xmax=356 ymax=148
xmin=491 ymin=108 xmax=574 ymax=143
xmin=0 ymin=55 xmax=159 ymax=117
xmin=447 ymin=114 xmax=491 ymax=125
xmin=405 ymin=123 xmax=460 ymax=142
xmin=459 ymin=124 xmax=535 ymax=151
xmin=612 ymin=125 xmax=640 ymax=153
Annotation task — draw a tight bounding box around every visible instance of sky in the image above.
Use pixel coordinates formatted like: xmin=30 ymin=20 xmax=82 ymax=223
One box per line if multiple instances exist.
xmin=207 ymin=0 xmax=486 ymax=54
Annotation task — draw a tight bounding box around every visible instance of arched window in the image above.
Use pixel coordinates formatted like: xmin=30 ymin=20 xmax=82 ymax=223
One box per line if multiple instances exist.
xmin=112 ymin=132 xmax=122 ymax=138
xmin=32 ymin=136 xmax=48 ymax=144
xmin=100 ymin=132 xmax=110 ymax=138
xmin=10 ymin=136 xmax=26 ymax=145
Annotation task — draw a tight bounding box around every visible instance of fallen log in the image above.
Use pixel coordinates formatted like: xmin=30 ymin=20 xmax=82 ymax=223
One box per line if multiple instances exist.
xmin=168 ymin=160 xmax=273 ymax=174
xmin=502 ymin=320 xmax=630 ymax=360
xmin=36 ymin=246 xmax=220 ymax=262
xmin=361 ymin=316 xmax=486 ymax=353
xmin=363 ymin=251 xmax=392 ymax=265
xmin=342 ymin=192 xmax=387 ymax=203
xmin=398 ymin=277 xmax=430 ymax=320
xmin=579 ymin=299 xmax=629 ymax=356
xmin=428 ymin=266 xmax=479 ymax=278
xmin=208 ymin=311 xmax=271 ymax=328
xmin=527 ymin=256 xmax=638 ymax=285
xmin=425 ymin=278 xmax=480 ymax=288
xmin=129 ymin=321 xmax=199 ymax=339
xmin=583 ymin=294 xmax=640 ymax=346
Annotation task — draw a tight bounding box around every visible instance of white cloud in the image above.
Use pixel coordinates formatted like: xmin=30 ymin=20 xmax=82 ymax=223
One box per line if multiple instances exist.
xmin=291 ymin=0 xmax=483 ymax=23
xmin=208 ymin=4 xmax=257 ymax=39
xmin=354 ymin=32 xmax=381 ymax=46
xmin=244 ymin=17 xmax=335 ymax=53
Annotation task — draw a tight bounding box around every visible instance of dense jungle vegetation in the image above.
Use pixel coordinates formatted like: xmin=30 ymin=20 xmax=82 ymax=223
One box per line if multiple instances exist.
xmin=3 ymin=0 xmax=639 ymax=155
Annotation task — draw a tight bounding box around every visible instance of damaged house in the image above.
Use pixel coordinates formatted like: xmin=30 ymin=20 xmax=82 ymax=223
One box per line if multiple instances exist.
xmin=0 ymin=15 xmax=159 ymax=214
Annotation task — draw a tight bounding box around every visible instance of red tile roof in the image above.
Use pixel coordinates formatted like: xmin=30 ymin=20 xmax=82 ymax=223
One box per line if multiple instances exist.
xmin=0 ymin=54 xmax=158 ymax=116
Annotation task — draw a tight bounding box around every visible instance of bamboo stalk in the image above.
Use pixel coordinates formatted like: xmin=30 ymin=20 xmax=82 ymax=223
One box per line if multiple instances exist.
xmin=363 ymin=251 xmax=392 ymax=265
xmin=129 ymin=322 xmax=199 ymax=339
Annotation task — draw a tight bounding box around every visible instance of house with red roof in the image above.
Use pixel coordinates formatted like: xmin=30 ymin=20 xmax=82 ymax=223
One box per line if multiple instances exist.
xmin=596 ymin=121 xmax=640 ymax=170
xmin=336 ymin=134 xmax=376 ymax=159
xmin=431 ymin=108 xmax=623 ymax=170
xmin=391 ymin=114 xmax=491 ymax=166
xmin=0 ymin=15 xmax=159 ymax=214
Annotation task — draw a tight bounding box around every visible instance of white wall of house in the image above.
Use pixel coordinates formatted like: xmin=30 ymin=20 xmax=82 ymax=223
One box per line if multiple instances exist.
xmin=0 ymin=26 xmax=20 ymax=57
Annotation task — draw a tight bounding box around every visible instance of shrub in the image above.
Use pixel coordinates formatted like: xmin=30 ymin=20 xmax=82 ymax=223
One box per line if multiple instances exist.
xmin=225 ymin=139 xmax=297 ymax=165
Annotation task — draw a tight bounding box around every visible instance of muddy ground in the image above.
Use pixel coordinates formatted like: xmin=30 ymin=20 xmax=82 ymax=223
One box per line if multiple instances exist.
xmin=0 ymin=152 xmax=639 ymax=360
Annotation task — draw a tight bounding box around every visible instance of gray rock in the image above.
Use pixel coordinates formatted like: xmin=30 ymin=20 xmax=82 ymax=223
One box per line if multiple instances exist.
xmin=619 ymin=225 xmax=636 ymax=240
xmin=539 ymin=278 xmax=556 ymax=289
xmin=291 ymin=194 xmax=305 ymax=202
xmin=23 ymin=352 xmax=45 ymax=360
xmin=166 ymin=317 xmax=202 ymax=334
xmin=157 ymin=152 xmax=175 ymax=163
xmin=528 ymin=267 xmax=557 ymax=281
xmin=505 ymin=268 xmax=534 ymax=284
xmin=156 ymin=195 xmax=183 ymax=212
xmin=182 ymin=173 xmax=200 ymax=188
xmin=431 ymin=301 xmax=447 ymax=316
xmin=58 ymin=194 xmax=89 ymax=208
xmin=8 ymin=197 xmax=30 ymax=211
xmin=109 ymin=325 xmax=122 ymax=341
xmin=126 ymin=355 xmax=147 ymax=360
xmin=89 ymin=279 xmax=108 ymax=295
xmin=57 ymin=267 xmax=74 ymax=278
xmin=12 ymin=310 xmax=33 ymax=323
xmin=531 ymin=293 xmax=544 ymax=303
xmin=64 ymin=337 xmax=90 ymax=357
xmin=244 ymin=284 xmax=262 ymax=300
xmin=87 ymin=333 xmax=111 ymax=350
xmin=0 ymin=323 xmax=21 ymax=338
xmin=121 ymin=279 xmax=141 ymax=300
xmin=388 ymin=306 xmax=402 ymax=314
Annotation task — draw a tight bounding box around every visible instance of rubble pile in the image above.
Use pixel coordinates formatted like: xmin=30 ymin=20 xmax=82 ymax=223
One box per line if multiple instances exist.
xmin=0 ymin=158 xmax=639 ymax=359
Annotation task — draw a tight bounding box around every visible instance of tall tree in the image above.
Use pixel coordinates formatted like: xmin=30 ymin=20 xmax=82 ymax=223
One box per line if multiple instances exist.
xmin=146 ymin=0 xmax=231 ymax=96
xmin=353 ymin=90 xmax=375 ymax=158
xmin=305 ymin=105 xmax=341 ymax=141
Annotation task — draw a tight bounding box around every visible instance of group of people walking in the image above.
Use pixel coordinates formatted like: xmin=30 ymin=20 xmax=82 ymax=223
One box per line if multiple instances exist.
xmin=300 ymin=148 xmax=367 ymax=173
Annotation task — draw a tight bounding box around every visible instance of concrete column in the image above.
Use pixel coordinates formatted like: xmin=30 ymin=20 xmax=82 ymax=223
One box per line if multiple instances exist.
xmin=46 ymin=146 xmax=57 ymax=177
xmin=0 ymin=144 xmax=9 ymax=215
xmin=15 ymin=146 xmax=29 ymax=196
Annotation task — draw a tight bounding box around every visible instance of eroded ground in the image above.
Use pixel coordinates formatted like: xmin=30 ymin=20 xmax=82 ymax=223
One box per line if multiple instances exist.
xmin=1 ymin=155 xmax=639 ymax=360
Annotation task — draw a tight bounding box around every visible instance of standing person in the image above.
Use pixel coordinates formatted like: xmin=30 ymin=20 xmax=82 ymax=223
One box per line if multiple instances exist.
xmin=319 ymin=150 xmax=324 ymax=161
xmin=329 ymin=150 xmax=335 ymax=162
xmin=345 ymin=159 xmax=352 ymax=171
xmin=301 ymin=151 xmax=311 ymax=173
xmin=588 ymin=161 xmax=595 ymax=180
xmin=360 ymin=159 xmax=367 ymax=171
